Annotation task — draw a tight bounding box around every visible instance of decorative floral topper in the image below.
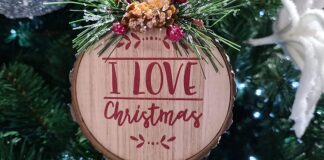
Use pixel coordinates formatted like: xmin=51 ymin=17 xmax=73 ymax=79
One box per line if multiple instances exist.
xmin=249 ymin=0 xmax=324 ymax=138
xmin=47 ymin=0 xmax=240 ymax=72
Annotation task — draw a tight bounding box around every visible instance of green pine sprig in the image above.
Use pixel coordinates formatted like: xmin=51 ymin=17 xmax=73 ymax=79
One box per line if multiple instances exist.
xmin=174 ymin=0 xmax=241 ymax=73
xmin=46 ymin=0 xmax=241 ymax=72
xmin=45 ymin=0 xmax=126 ymax=54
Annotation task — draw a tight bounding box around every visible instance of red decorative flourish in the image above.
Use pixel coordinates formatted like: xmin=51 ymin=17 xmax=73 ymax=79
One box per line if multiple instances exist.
xmin=117 ymin=35 xmax=131 ymax=49
xmin=130 ymin=134 xmax=145 ymax=148
xmin=130 ymin=134 xmax=176 ymax=150
xmin=160 ymin=135 xmax=176 ymax=149
xmin=116 ymin=33 xmax=172 ymax=50
xmin=124 ymin=35 xmax=131 ymax=49
xmin=131 ymin=33 xmax=141 ymax=49
xmin=116 ymin=42 xmax=125 ymax=48
xmin=163 ymin=36 xmax=171 ymax=49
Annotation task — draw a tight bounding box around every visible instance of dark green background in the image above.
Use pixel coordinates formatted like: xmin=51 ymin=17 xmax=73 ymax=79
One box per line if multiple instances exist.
xmin=0 ymin=0 xmax=323 ymax=160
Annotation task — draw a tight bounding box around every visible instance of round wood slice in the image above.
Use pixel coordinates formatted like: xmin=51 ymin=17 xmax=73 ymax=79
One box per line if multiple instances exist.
xmin=71 ymin=29 xmax=235 ymax=160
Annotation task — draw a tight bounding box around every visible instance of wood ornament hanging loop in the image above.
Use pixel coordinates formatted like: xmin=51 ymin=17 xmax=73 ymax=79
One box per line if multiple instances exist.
xmin=71 ymin=29 xmax=235 ymax=160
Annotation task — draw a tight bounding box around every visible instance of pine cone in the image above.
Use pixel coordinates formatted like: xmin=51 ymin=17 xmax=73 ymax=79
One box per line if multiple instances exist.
xmin=122 ymin=0 xmax=177 ymax=32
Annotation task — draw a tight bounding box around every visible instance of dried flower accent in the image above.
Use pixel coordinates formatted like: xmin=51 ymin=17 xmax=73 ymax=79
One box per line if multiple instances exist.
xmin=122 ymin=0 xmax=177 ymax=32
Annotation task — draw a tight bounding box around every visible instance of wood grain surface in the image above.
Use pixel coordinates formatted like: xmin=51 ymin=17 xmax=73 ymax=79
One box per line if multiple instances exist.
xmin=71 ymin=29 xmax=235 ymax=160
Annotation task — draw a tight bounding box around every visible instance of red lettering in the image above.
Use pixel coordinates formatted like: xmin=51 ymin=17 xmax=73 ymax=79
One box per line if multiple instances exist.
xmin=104 ymin=60 xmax=203 ymax=129
xmin=163 ymin=62 xmax=184 ymax=95
xmin=184 ymin=62 xmax=198 ymax=95
xmin=109 ymin=62 xmax=120 ymax=94
xmin=104 ymin=101 xmax=202 ymax=128
xmin=146 ymin=62 xmax=163 ymax=95
xmin=133 ymin=62 xmax=145 ymax=95
xmin=104 ymin=101 xmax=115 ymax=119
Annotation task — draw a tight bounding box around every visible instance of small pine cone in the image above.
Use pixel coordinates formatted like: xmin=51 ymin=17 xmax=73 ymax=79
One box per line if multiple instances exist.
xmin=138 ymin=18 xmax=145 ymax=24
xmin=162 ymin=4 xmax=169 ymax=11
xmin=165 ymin=18 xmax=174 ymax=26
xmin=121 ymin=13 xmax=130 ymax=25
xmin=122 ymin=1 xmax=177 ymax=32
xmin=166 ymin=10 xmax=172 ymax=19
xmin=126 ymin=2 xmax=139 ymax=12
xmin=169 ymin=5 xmax=176 ymax=13
xmin=147 ymin=0 xmax=171 ymax=9
xmin=159 ymin=12 xmax=166 ymax=23
xmin=128 ymin=18 xmax=138 ymax=28
xmin=146 ymin=20 xmax=154 ymax=29
xmin=145 ymin=9 xmax=154 ymax=19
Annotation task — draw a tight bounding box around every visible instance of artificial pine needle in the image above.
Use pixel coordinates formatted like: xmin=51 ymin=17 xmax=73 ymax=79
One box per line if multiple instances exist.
xmin=48 ymin=0 xmax=240 ymax=73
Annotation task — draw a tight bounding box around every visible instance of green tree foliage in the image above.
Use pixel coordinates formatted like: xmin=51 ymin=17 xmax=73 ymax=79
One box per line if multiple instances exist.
xmin=0 ymin=0 xmax=323 ymax=160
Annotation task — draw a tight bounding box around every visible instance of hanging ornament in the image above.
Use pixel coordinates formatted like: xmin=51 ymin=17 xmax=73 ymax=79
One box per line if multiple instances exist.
xmin=71 ymin=29 xmax=236 ymax=160
xmin=49 ymin=0 xmax=241 ymax=159
xmin=0 ymin=0 xmax=64 ymax=19
xmin=249 ymin=0 xmax=324 ymax=138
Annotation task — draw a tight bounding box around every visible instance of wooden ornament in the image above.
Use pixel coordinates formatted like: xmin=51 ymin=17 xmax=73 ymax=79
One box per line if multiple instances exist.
xmin=71 ymin=29 xmax=235 ymax=160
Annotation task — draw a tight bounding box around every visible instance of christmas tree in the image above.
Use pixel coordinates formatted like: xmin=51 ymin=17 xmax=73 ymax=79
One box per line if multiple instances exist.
xmin=0 ymin=0 xmax=323 ymax=160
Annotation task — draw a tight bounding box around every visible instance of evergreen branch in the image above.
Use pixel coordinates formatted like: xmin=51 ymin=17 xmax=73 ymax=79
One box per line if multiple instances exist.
xmin=47 ymin=0 xmax=241 ymax=58
xmin=0 ymin=137 xmax=44 ymax=160
xmin=170 ymin=0 xmax=241 ymax=73
xmin=178 ymin=0 xmax=241 ymax=18
xmin=0 ymin=63 xmax=74 ymax=158
xmin=46 ymin=0 xmax=126 ymax=54
xmin=177 ymin=16 xmax=240 ymax=73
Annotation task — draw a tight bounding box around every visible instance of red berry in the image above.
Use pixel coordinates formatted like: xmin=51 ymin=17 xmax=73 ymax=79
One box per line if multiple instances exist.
xmin=166 ymin=25 xmax=185 ymax=42
xmin=173 ymin=0 xmax=187 ymax=4
xmin=112 ymin=22 xmax=128 ymax=35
